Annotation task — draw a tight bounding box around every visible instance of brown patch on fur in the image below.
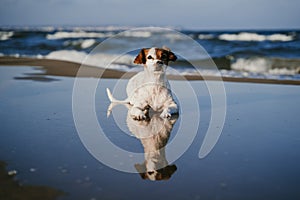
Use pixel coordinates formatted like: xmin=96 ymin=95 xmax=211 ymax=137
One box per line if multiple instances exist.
xmin=155 ymin=48 xmax=177 ymax=65
xmin=167 ymin=51 xmax=177 ymax=62
xmin=134 ymin=48 xmax=149 ymax=65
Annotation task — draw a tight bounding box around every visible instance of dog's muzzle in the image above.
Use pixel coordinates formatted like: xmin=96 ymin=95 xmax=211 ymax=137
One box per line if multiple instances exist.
xmin=156 ymin=60 xmax=163 ymax=65
xmin=155 ymin=61 xmax=164 ymax=71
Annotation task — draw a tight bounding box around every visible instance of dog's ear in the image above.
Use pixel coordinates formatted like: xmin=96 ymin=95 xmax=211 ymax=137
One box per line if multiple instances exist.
xmin=134 ymin=163 xmax=147 ymax=179
xmin=162 ymin=46 xmax=177 ymax=62
xmin=168 ymin=51 xmax=177 ymax=62
xmin=134 ymin=48 xmax=147 ymax=65
xmin=156 ymin=164 xmax=177 ymax=180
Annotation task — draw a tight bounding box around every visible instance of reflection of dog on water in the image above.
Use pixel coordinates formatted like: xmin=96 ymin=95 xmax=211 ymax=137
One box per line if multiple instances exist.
xmin=108 ymin=104 xmax=178 ymax=181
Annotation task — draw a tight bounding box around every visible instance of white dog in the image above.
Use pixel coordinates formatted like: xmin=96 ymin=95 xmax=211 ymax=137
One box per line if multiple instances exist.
xmin=106 ymin=47 xmax=178 ymax=120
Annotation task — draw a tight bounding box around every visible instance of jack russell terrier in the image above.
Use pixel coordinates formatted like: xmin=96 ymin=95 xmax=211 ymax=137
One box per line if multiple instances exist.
xmin=106 ymin=47 xmax=178 ymax=120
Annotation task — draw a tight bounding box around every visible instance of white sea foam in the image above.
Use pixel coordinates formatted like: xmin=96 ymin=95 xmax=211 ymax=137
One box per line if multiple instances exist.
xmin=63 ymin=26 xmax=132 ymax=32
xmin=47 ymin=30 xmax=153 ymax=40
xmin=219 ymin=32 xmax=293 ymax=42
xmin=121 ymin=31 xmax=152 ymax=38
xmin=231 ymin=58 xmax=272 ymax=73
xmin=45 ymin=50 xmax=87 ymax=63
xmin=44 ymin=50 xmax=135 ymax=71
xmin=164 ymin=33 xmax=186 ymax=41
xmin=198 ymin=34 xmax=214 ymax=40
xmin=0 ymin=31 xmax=14 ymax=40
xmin=269 ymin=67 xmax=299 ymax=75
xmin=46 ymin=31 xmax=114 ymax=39
xmin=63 ymin=39 xmax=97 ymax=49
xmin=81 ymin=39 xmax=96 ymax=49
xmin=231 ymin=57 xmax=300 ymax=75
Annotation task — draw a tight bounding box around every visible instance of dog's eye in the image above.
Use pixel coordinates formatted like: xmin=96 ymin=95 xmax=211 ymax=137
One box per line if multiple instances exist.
xmin=147 ymin=55 xmax=153 ymax=60
xmin=161 ymin=54 xmax=167 ymax=60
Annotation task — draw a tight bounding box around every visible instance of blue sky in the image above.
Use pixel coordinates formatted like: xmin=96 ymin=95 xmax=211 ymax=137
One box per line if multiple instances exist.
xmin=1 ymin=0 xmax=300 ymax=29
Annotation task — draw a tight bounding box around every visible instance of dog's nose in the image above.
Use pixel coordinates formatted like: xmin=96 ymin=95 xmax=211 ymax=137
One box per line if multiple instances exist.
xmin=157 ymin=60 xmax=163 ymax=65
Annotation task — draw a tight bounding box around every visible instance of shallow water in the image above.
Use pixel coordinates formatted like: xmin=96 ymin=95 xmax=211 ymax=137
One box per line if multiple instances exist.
xmin=0 ymin=66 xmax=300 ymax=200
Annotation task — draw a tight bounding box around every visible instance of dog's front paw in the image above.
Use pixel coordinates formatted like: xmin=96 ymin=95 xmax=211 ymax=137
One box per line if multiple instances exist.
xmin=130 ymin=107 xmax=146 ymax=120
xmin=160 ymin=109 xmax=171 ymax=118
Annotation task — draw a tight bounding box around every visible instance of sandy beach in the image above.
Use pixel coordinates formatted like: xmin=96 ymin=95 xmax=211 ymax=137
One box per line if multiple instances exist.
xmin=1 ymin=60 xmax=300 ymax=200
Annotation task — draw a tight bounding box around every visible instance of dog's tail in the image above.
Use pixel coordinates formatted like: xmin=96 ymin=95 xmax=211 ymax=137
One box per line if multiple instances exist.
xmin=106 ymin=88 xmax=129 ymax=104
xmin=106 ymin=88 xmax=130 ymax=118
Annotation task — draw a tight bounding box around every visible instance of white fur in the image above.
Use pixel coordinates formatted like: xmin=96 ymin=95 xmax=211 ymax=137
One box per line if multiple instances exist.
xmin=107 ymin=47 xmax=178 ymax=119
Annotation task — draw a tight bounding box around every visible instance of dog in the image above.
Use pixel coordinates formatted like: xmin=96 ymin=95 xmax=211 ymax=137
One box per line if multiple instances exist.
xmin=106 ymin=47 xmax=178 ymax=120
xmin=126 ymin=111 xmax=178 ymax=181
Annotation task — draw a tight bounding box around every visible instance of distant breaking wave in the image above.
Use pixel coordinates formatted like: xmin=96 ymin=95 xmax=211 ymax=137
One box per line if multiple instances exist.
xmin=46 ymin=31 xmax=114 ymax=39
xmin=46 ymin=30 xmax=153 ymax=39
xmin=0 ymin=31 xmax=14 ymax=41
xmin=218 ymin=32 xmax=294 ymax=42
xmin=63 ymin=39 xmax=97 ymax=49
xmin=45 ymin=50 xmax=136 ymax=71
xmin=231 ymin=57 xmax=300 ymax=75
xmin=198 ymin=34 xmax=214 ymax=40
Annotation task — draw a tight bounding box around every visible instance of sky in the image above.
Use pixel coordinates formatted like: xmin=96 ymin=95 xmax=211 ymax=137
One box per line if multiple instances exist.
xmin=1 ymin=0 xmax=300 ymax=30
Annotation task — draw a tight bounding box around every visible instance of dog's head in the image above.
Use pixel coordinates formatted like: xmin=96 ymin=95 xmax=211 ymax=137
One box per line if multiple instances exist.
xmin=134 ymin=47 xmax=177 ymax=72
xmin=135 ymin=163 xmax=177 ymax=181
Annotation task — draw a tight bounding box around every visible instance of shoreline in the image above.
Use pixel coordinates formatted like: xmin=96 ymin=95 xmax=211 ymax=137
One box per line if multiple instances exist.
xmin=1 ymin=56 xmax=300 ymax=85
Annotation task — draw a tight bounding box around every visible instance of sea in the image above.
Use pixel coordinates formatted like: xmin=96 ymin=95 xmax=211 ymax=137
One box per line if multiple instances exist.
xmin=1 ymin=26 xmax=300 ymax=80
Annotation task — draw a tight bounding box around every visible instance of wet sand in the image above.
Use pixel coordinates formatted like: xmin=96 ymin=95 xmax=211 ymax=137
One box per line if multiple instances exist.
xmin=0 ymin=63 xmax=300 ymax=200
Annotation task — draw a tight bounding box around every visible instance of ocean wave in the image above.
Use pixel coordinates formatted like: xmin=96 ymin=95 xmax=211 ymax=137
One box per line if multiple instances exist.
xmin=198 ymin=34 xmax=215 ymax=40
xmin=63 ymin=39 xmax=97 ymax=49
xmin=46 ymin=31 xmax=114 ymax=39
xmin=231 ymin=57 xmax=300 ymax=75
xmin=0 ymin=31 xmax=14 ymax=40
xmin=44 ymin=50 xmax=136 ymax=71
xmin=121 ymin=31 xmax=152 ymax=38
xmin=45 ymin=50 xmax=87 ymax=63
xmin=219 ymin=32 xmax=294 ymax=42
xmin=46 ymin=30 xmax=153 ymax=40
